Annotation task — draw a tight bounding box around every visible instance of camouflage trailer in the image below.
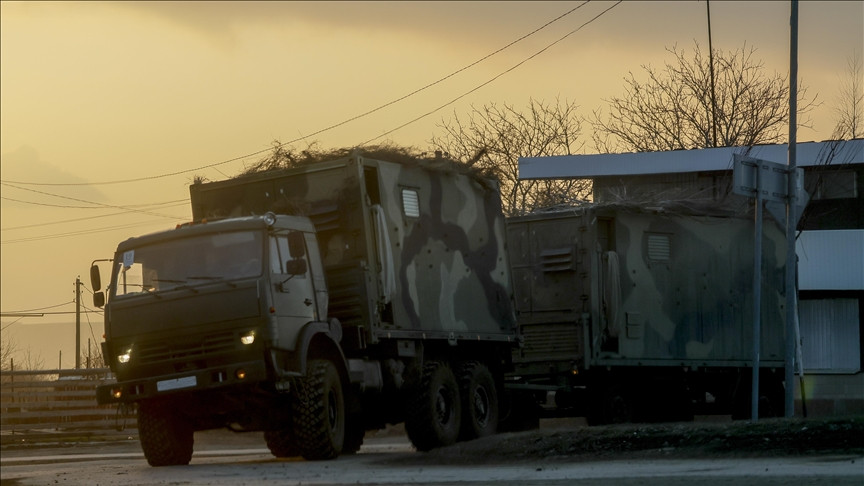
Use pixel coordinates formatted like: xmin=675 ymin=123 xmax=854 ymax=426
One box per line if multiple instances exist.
xmin=93 ymin=154 xmax=517 ymax=466
xmin=504 ymin=202 xmax=787 ymax=425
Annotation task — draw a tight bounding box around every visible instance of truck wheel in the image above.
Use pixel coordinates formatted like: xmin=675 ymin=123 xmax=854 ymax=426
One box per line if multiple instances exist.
xmin=264 ymin=429 xmax=300 ymax=458
xmin=292 ymin=359 xmax=345 ymax=460
xmin=458 ymin=361 xmax=499 ymax=440
xmin=137 ymin=400 xmax=193 ymax=467
xmin=406 ymin=360 xmax=462 ymax=451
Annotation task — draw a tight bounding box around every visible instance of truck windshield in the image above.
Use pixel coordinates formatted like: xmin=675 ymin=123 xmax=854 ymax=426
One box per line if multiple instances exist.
xmin=112 ymin=231 xmax=263 ymax=297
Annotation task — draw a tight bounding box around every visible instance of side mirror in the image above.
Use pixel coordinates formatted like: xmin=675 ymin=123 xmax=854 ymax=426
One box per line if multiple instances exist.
xmin=93 ymin=292 xmax=105 ymax=308
xmin=90 ymin=264 xmax=102 ymax=292
xmin=287 ymin=231 xmax=306 ymax=258
xmin=285 ymin=258 xmax=308 ymax=276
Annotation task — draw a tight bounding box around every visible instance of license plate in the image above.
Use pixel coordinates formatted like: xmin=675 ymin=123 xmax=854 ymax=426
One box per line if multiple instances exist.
xmin=157 ymin=375 xmax=197 ymax=392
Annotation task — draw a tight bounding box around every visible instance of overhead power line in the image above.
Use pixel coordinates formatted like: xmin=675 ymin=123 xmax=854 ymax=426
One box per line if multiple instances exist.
xmin=1 ymin=218 xmax=179 ymax=245
xmin=1 ymin=301 xmax=76 ymax=313
xmin=0 ymin=310 xmax=103 ymax=316
xmin=1 ymin=182 xmax=185 ymax=219
xmin=0 ymin=3 xmax=589 ymax=188
xmin=1 ymin=200 xmax=188 ymax=231
xmin=360 ymin=1 xmax=623 ymax=145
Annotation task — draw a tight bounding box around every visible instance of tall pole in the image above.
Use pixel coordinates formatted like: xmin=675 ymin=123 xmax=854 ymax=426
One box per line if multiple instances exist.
xmin=707 ymin=0 xmax=718 ymax=147
xmin=752 ymin=171 xmax=763 ymax=421
xmin=785 ymin=0 xmax=799 ymax=417
xmin=75 ymin=276 xmax=81 ymax=370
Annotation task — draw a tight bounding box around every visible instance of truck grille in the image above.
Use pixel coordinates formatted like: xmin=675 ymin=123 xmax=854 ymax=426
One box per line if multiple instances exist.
xmin=137 ymin=331 xmax=236 ymax=365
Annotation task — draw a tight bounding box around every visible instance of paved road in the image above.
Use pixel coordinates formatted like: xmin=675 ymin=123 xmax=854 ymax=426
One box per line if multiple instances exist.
xmin=2 ymin=432 xmax=862 ymax=486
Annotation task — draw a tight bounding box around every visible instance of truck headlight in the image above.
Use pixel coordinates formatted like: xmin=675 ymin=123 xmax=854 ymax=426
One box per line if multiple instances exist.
xmin=240 ymin=331 xmax=256 ymax=345
xmin=117 ymin=349 xmax=132 ymax=364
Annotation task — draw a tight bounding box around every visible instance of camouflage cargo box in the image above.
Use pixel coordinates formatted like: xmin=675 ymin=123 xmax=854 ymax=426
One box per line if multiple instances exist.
xmin=190 ymin=155 xmax=517 ymax=350
xmin=507 ymin=202 xmax=786 ymax=372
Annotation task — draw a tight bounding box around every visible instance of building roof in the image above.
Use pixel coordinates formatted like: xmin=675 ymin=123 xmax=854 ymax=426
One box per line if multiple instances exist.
xmin=519 ymin=140 xmax=864 ymax=180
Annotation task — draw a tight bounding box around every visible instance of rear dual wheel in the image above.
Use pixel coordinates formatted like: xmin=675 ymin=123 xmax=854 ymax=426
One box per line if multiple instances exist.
xmin=406 ymin=361 xmax=462 ymax=451
xmin=406 ymin=360 xmax=501 ymax=451
xmin=458 ymin=361 xmax=499 ymax=440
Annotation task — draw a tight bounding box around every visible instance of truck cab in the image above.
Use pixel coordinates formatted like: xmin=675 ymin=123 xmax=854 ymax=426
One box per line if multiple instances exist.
xmin=96 ymin=213 xmax=330 ymax=402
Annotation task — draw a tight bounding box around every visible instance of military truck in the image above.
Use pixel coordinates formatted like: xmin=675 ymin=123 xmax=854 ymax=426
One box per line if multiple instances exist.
xmin=503 ymin=202 xmax=787 ymax=425
xmin=92 ymin=153 xmax=517 ymax=466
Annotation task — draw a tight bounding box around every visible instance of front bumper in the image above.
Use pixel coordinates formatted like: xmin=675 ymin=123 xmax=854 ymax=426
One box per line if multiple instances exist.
xmin=96 ymin=359 xmax=269 ymax=404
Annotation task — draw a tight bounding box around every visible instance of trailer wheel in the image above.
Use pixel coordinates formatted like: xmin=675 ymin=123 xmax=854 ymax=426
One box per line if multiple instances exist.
xmin=406 ymin=360 xmax=461 ymax=451
xmin=264 ymin=429 xmax=300 ymax=458
xmin=587 ymin=384 xmax=634 ymax=425
xmin=731 ymin=371 xmax=786 ymax=420
xmin=498 ymin=390 xmax=540 ymax=432
xmin=458 ymin=361 xmax=499 ymax=440
xmin=137 ymin=399 xmax=193 ymax=467
xmin=292 ymin=359 xmax=345 ymax=460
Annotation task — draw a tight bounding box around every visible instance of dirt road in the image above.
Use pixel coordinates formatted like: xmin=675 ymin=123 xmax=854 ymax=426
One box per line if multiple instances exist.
xmin=2 ymin=417 xmax=862 ymax=486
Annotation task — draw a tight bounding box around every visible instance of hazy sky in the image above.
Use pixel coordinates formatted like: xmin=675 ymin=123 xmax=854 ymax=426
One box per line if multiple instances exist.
xmin=1 ymin=1 xmax=862 ymax=369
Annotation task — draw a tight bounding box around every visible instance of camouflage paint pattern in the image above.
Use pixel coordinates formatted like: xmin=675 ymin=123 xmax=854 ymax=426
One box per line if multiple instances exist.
xmin=190 ymin=155 xmax=516 ymax=346
xmin=507 ymin=202 xmax=786 ymax=371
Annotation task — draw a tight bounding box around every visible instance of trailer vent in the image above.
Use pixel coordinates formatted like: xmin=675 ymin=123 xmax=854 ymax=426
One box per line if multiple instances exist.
xmin=402 ymin=189 xmax=420 ymax=218
xmin=647 ymin=234 xmax=671 ymax=261
xmin=539 ymin=247 xmax=574 ymax=272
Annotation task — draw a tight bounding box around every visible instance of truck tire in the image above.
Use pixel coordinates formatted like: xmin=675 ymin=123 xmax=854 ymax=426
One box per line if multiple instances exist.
xmin=406 ymin=360 xmax=462 ymax=451
xmin=264 ymin=429 xmax=300 ymax=458
xmin=292 ymin=359 xmax=345 ymax=460
xmin=137 ymin=400 xmax=193 ymax=467
xmin=458 ymin=361 xmax=499 ymax=440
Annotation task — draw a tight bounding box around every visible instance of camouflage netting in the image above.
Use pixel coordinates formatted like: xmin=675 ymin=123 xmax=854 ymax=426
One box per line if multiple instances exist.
xmin=228 ymin=141 xmax=499 ymax=187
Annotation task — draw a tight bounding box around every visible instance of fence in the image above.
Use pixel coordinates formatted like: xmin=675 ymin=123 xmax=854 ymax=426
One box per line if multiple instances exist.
xmin=0 ymin=368 xmax=137 ymax=444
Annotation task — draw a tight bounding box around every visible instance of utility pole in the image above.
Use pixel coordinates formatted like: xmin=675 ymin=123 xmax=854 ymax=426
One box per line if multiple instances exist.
xmin=706 ymin=0 xmax=718 ymax=147
xmin=75 ymin=276 xmax=81 ymax=369
xmin=785 ymin=0 xmax=799 ymax=417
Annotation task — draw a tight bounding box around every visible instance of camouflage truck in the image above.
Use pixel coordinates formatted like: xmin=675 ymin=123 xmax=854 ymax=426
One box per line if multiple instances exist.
xmin=92 ymin=153 xmax=517 ymax=466
xmin=504 ymin=202 xmax=787 ymax=425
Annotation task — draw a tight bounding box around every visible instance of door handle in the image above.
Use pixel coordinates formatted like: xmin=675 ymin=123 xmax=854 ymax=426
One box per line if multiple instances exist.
xmin=304 ymin=298 xmax=313 ymax=307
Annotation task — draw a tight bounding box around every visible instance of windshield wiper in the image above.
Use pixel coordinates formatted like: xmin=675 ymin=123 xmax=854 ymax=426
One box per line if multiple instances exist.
xmin=187 ymin=276 xmax=237 ymax=288
xmin=151 ymin=278 xmax=199 ymax=294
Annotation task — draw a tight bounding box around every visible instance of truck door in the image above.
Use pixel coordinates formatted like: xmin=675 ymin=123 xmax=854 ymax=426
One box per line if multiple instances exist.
xmin=270 ymin=232 xmax=316 ymax=347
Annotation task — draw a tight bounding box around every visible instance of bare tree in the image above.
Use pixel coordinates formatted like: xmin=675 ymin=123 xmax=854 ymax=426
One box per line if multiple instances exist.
xmin=591 ymin=42 xmax=817 ymax=153
xmin=1 ymin=323 xmax=17 ymax=371
xmin=832 ymin=51 xmax=863 ymax=140
xmin=1 ymin=323 xmax=44 ymax=371
xmin=431 ymin=98 xmax=590 ymax=216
